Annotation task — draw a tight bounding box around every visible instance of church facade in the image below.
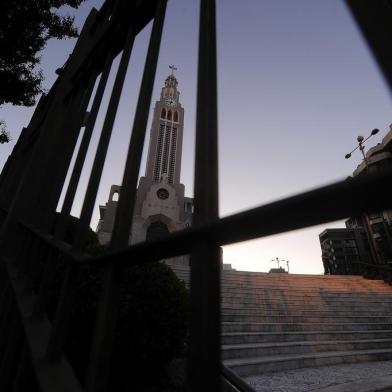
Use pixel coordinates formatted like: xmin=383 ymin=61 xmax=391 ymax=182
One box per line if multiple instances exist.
xmin=96 ymin=68 xmax=193 ymax=262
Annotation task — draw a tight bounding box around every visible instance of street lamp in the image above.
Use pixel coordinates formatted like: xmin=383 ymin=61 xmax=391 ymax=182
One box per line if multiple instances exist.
xmin=271 ymin=258 xmax=290 ymax=272
xmin=345 ymin=128 xmax=379 ymax=167
xmin=344 ymin=128 xmax=381 ymax=266
xmin=271 ymin=257 xmax=281 ymax=269
xmin=280 ymin=259 xmax=290 ymax=273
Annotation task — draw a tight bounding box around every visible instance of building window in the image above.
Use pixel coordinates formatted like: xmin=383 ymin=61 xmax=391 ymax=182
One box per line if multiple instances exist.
xmin=161 ymin=108 xmax=166 ymax=119
xmin=161 ymin=125 xmax=171 ymax=177
xmin=168 ymin=127 xmax=177 ymax=183
xmin=174 ymin=111 xmax=179 ymax=122
xmin=167 ymin=109 xmax=172 ymax=121
xmin=153 ymin=124 xmax=165 ymax=182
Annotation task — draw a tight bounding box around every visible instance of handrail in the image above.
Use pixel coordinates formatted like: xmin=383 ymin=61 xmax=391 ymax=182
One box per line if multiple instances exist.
xmin=221 ymin=365 xmax=256 ymax=392
xmin=87 ymin=168 xmax=392 ymax=267
xmin=21 ymin=223 xmax=91 ymax=262
xmin=20 ymin=168 xmax=392 ymax=270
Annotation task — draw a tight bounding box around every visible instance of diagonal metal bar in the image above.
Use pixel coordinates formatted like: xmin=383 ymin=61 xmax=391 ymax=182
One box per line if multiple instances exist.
xmin=221 ymin=364 xmax=257 ymax=392
xmin=86 ymin=168 xmax=392 ymax=268
xmin=345 ymin=0 xmax=392 ymax=96
xmin=188 ymin=0 xmax=220 ymax=391
xmin=73 ymin=30 xmax=135 ymax=252
xmin=3 ymin=256 xmax=84 ymax=392
xmin=54 ymin=56 xmax=113 ymax=241
xmin=30 ymin=58 xmax=113 ymax=319
xmin=85 ymin=2 xmax=167 ymax=391
xmin=35 ymin=74 xmax=98 ymax=233
xmin=17 ymin=167 xmax=392 ymax=273
xmin=110 ymin=0 xmax=167 ymax=250
xmin=45 ymin=26 xmax=136 ymax=362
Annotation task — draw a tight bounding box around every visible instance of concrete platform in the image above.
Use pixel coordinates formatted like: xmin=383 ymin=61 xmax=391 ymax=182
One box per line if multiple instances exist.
xmin=245 ymin=360 xmax=392 ymax=391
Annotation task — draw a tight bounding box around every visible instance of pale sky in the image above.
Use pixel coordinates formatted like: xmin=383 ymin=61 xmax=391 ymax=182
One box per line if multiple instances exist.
xmin=1 ymin=0 xmax=391 ymax=274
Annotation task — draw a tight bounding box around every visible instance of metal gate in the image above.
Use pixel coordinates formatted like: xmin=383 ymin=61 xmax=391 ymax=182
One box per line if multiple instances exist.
xmin=0 ymin=1 xmax=391 ymax=391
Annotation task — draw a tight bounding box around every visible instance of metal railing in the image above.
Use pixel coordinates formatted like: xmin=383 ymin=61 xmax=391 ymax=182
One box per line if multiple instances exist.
xmin=0 ymin=0 xmax=392 ymax=391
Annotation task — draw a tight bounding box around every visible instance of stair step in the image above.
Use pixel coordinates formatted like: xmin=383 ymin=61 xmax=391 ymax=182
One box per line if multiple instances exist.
xmin=220 ymin=287 xmax=392 ymax=295
xmin=220 ymin=280 xmax=389 ymax=288
xmin=221 ymin=314 xmax=392 ymax=323
xmin=221 ymin=330 xmax=392 ymax=344
xmin=221 ymin=322 xmax=392 ymax=333
xmin=224 ymin=348 xmax=392 ymax=376
xmin=222 ymin=338 xmax=392 ymax=359
xmin=170 ymin=265 xmax=392 ymax=376
xmin=221 ymin=302 xmax=392 ymax=311
xmin=221 ymin=308 xmax=392 ymax=317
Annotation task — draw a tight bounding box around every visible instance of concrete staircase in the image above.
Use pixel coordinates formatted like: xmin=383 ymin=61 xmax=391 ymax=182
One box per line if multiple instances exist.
xmin=169 ymin=264 xmax=392 ymax=377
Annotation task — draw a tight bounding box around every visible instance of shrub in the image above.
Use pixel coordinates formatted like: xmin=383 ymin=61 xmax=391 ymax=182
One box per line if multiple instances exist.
xmin=58 ymin=261 xmax=188 ymax=391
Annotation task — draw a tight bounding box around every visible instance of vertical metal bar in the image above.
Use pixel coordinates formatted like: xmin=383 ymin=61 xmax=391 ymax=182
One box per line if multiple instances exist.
xmin=0 ymin=286 xmax=13 ymax=354
xmin=30 ymin=59 xmax=113 ymax=318
xmin=14 ymin=224 xmax=27 ymax=267
xmin=45 ymin=25 xmax=136 ymax=362
xmin=0 ymin=272 xmax=8 ymax=308
xmin=54 ymin=57 xmax=113 ymax=241
xmin=23 ymin=238 xmax=50 ymax=294
xmin=31 ymin=247 xmax=59 ymax=319
xmin=0 ymin=311 xmax=23 ymax=389
xmin=36 ymin=75 xmax=97 ymax=233
xmin=73 ymin=30 xmax=135 ymax=252
xmin=188 ymin=0 xmax=220 ymax=391
xmin=15 ymin=230 xmax=34 ymax=275
xmin=110 ymin=0 xmax=167 ymax=250
xmin=12 ymin=344 xmax=31 ymax=392
xmin=85 ymin=2 xmax=167 ymax=391
xmin=44 ymin=260 xmax=77 ymax=363
xmin=17 ymin=235 xmax=42 ymax=282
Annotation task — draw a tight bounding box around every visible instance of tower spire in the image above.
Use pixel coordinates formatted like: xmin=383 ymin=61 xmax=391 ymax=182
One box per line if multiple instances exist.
xmin=169 ymin=64 xmax=177 ymax=76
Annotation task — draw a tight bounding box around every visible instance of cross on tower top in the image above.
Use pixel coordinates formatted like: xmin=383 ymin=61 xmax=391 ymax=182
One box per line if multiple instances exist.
xmin=169 ymin=64 xmax=177 ymax=76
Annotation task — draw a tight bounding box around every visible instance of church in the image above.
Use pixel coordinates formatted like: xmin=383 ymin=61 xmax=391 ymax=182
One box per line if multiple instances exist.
xmin=96 ymin=66 xmax=193 ymax=264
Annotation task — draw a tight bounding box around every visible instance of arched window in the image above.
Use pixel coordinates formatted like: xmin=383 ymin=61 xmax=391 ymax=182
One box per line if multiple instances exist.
xmin=112 ymin=192 xmax=119 ymax=201
xmin=161 ymin=108 xmax=166 ymax=119
xmin=146 ymin=221 xmax=169 ymax=241
xmin=167 ymin=110 xmax=172 ymax=121
xmin=174 ymin=111 xmax=178 ymax=122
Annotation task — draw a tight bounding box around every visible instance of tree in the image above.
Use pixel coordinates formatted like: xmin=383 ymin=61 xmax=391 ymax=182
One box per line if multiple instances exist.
xmin=0 ymin=0 xmax=85 ymax=107
xmin=0 ymin=120 xmax=10 ymax=144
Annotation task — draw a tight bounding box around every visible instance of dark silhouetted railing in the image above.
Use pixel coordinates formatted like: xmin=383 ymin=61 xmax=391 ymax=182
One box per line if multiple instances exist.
xmin=0 ymin=1 xmax=391 ymax=391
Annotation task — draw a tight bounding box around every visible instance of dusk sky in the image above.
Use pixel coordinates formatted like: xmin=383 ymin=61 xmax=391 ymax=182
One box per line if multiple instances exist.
xmin=1 ymin=0 xmax=391 ymax=274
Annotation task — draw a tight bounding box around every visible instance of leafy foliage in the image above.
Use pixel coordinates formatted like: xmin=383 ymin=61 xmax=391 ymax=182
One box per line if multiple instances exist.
xmin=0 ymin=0 xmax=85 ymax=106
xmin=47 ymin=261 xmax=188 ymax=391
xmin=0 ymin=120 xmax=10 ymax=143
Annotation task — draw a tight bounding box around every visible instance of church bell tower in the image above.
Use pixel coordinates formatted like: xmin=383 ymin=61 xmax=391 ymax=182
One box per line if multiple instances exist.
xmin=144 ymin=65 xmax=184 ymax=184
xmin=96 ymin=66 xmax=193 ymax=250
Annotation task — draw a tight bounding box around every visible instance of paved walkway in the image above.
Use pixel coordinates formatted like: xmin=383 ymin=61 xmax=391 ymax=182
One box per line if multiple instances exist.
xmin=245 ymin=361 xmax=392 ymax=392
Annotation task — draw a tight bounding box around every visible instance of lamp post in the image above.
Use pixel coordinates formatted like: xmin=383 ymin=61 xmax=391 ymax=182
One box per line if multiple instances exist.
xmin=271 ymin=258 xmax=290 ymax=272
xmin=271 ymin=257 xmax=281 ymax=269
xmin=345 ymin=128 xmax=381 ymax=266
xmin=345 ymin=128 xmax=379 ymax=167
